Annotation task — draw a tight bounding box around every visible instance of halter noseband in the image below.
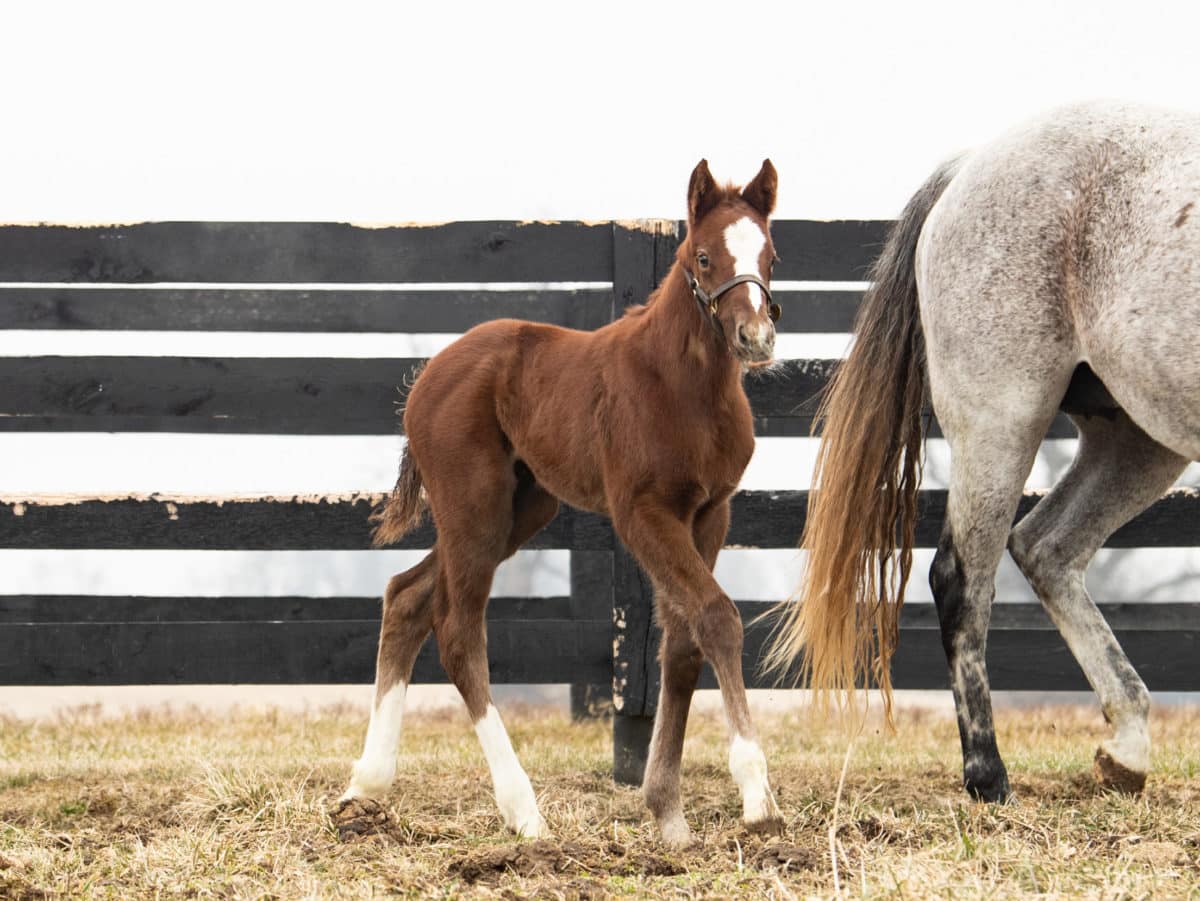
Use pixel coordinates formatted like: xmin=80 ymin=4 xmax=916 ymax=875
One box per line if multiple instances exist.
xmin=683 ymin=269 xmax=781 ymax=338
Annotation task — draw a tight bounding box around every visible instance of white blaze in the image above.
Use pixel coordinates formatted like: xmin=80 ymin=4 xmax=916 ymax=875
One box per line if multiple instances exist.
xmin=723 ymin=216 xmax=768 ymax=312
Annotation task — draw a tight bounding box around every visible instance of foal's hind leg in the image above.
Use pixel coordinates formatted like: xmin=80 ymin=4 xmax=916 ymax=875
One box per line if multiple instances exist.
xmin=1008 ymin=411 xmax=1187 ymax=792
xmin=343 ymin=550 xmax=440 ymax=800
xmin=432 ymin=463 xmax=559 ymax=837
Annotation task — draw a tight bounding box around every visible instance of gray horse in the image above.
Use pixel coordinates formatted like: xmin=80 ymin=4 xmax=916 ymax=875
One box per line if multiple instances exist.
xmin=765 ymin=101 xmax=1199 ymax=800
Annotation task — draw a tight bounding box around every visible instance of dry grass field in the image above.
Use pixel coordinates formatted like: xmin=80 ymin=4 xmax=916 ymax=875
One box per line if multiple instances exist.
xmin=0 ymin=701 xmax=1197 ymax=898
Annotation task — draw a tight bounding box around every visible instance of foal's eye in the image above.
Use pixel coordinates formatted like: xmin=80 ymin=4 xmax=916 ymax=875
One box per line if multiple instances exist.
xmin=697 ymin=252 xmax=709 ymax=269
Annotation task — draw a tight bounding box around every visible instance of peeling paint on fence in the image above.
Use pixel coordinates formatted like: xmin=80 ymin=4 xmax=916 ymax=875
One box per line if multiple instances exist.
xmin=0 ymin=220 xmax=148 ymax=229
xmin=0 ymin=492 xmax=386 ymax=508
xmin=612 ymin=602 xmax=631 ymax=712
xmin=609 ymin=219 xmax=680 ymax=236
xmin=342 ymin=221 xmax=453 ymax=230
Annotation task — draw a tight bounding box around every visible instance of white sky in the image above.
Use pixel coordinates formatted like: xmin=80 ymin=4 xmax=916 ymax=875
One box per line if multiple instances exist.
xmin=4 ymin=0 xmax=1200 ymax=222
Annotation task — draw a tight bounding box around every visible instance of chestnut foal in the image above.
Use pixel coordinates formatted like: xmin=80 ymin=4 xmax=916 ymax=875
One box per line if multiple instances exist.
xmin=342 ymin=160 xmax=783 ymax=847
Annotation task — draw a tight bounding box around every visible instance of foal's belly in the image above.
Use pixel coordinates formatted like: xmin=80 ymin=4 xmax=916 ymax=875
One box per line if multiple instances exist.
xmin=514 ymin=450 xmax=609 ymax=516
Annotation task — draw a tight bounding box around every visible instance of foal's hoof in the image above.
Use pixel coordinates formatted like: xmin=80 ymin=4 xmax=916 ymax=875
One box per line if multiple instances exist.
xmin=745 ymin=815 xmax=784 ymax=837
xmin=505 ymin=811 xmax=549 ymax=840
xmin=1094 ymin=747 xmax=1147 ymax=794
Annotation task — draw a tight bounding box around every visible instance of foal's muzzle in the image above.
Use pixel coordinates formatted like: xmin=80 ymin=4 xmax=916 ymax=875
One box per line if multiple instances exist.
xmin=683 ymin=269 xmax=780 ymax=365
xmin=734 ymin=318 xmax=776 ymax=363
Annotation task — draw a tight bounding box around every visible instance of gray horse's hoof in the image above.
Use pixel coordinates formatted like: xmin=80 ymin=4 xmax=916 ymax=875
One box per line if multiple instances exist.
xmin=1094 ymin=747 xmax=1147 ymax=794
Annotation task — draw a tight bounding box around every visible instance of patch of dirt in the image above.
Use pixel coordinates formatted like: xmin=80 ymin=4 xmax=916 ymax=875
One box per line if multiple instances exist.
xmin=330 ymin=798 xmax=404 ymax=844
xmin=834 ymin=815 xmax=900 ymax=844
xmin=612 ymin=851 xmax=685 ymax=878
xmin=448 ymin=840 xmax=588 ymax=884
xmin=0 ymin=873 xmax=46 ymax=901
xmin=490 ymin=877 xmax=608 ymax=901
xmin=751 ymin=841 xmax=820 ymax=872
xmin=447 ymin=839 xmax=685 ymax=885
xmin=856 ymin=815 xmax=886 ymax=841
xmin=529 ymin=877 xmax=608 ymax=900
xmin=330 ymin=798 xmax=468 ymax=846
xmin=75 ymin=788 xmax=121 ymax=818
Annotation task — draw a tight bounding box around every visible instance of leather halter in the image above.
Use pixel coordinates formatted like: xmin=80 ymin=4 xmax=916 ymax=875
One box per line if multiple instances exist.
xmin=683 ymin=269 xmax=781 ymax=338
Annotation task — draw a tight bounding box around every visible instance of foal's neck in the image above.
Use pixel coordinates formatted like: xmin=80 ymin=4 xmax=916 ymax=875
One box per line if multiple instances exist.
xmin=638 ymin=265 xmax=743 ymax=392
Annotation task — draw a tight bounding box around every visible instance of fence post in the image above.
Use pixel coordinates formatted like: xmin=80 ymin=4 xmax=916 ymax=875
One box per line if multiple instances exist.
xmin=609 ymin=220 xmax=680 ymax=785
xmin=569 ymin=550 xmax=614 ymax=719
xmin=612 ymin=544 xmax=660 ymax=784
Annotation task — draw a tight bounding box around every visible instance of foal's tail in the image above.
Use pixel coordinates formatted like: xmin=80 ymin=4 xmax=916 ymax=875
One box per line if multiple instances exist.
xmin=370 ymin=443 xmax=427 ymax=547
xmin=761 ymin=158 xmax=961 ymax=720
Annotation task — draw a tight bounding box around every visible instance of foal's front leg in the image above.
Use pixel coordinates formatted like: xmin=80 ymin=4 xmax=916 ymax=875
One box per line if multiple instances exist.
xmin=618 ymin=499 xmax=780 ymax=842
xmin=690 ymin=501 xmax=780 ymax=832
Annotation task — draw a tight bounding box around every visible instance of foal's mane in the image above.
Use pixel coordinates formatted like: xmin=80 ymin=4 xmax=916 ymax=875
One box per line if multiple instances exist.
xmin=624 ymin=276 xmax=679 ymax=317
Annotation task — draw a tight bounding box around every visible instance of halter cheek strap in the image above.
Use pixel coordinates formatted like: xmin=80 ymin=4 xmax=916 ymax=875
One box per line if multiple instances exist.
xmin=682 ymin=268 xmax=781 ymax=338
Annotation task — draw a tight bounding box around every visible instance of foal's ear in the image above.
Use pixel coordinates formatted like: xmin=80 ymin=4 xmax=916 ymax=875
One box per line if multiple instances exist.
xmin=687 ymin=159 xmax=720 ymax=226
xmin=741 ymin=159 xmax=778 ymax=218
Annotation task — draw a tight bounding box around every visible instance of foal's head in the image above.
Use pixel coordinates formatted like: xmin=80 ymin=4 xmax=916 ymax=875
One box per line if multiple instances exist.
xmin=680 ymin=159 xmax=779 ymax=364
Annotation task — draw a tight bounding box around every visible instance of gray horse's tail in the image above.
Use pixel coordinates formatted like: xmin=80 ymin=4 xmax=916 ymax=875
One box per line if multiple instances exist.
xmin=370 ymin=443 xmax=427 ymax=547
xmin=761 ymin=157 xmax=961 ymax=721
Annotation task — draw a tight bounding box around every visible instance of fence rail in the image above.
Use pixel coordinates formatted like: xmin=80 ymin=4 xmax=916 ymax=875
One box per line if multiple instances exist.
xmin=1 ymin=219 xmax=1196 ymax=784
xmin=3 ymin=490 xmax=1198 ymax=550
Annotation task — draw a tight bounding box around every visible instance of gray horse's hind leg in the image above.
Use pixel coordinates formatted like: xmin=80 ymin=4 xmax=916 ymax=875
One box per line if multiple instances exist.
xmin=1008 ymin=410 xmax=1187 ymax=792
xmin=930 ymin=524 xmax=1005 ymax=801
xmin=932 ymin=406 xmax=1057 ymax=802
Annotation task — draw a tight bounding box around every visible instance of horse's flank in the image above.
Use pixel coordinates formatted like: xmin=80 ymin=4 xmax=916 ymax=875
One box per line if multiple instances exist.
xmin=765 ymin=100 xmax=1200 ymax=800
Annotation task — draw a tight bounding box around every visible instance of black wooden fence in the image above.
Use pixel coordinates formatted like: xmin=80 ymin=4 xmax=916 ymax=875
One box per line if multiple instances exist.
xmin=1 ymin=221 xmax=1197 ymax=783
